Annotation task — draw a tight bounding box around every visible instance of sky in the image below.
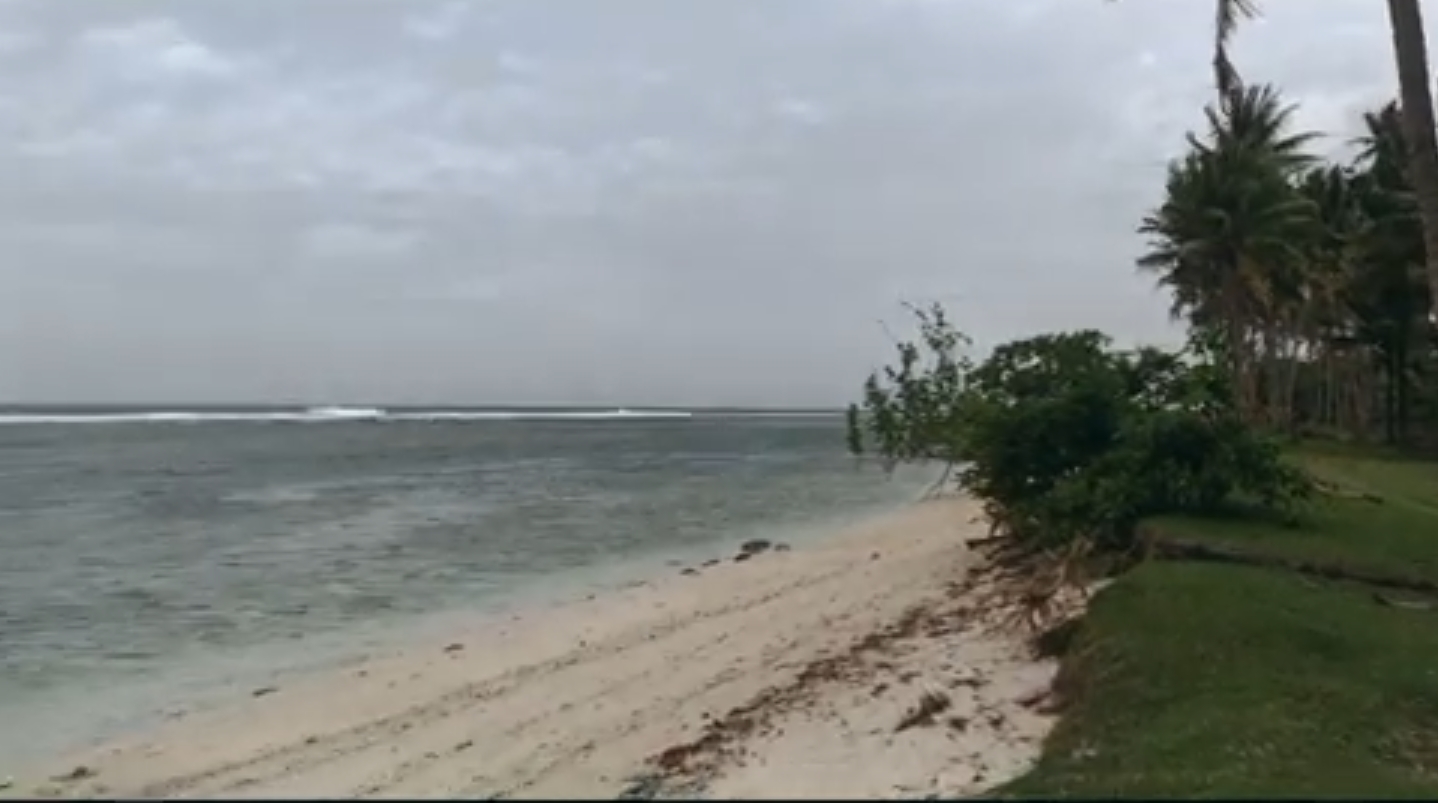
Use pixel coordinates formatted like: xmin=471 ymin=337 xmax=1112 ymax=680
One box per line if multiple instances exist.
xmin=0 ymin=0 xmax=1401 ymax=407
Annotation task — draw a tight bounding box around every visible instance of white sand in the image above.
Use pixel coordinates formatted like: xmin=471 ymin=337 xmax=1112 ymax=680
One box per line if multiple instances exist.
xmin=10 ymin=496 xmax=1068 ymax=800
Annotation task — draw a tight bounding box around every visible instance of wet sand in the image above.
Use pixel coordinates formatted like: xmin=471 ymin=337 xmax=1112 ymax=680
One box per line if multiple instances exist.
xmin=10 ymin=495 xmax=1066 ymax=800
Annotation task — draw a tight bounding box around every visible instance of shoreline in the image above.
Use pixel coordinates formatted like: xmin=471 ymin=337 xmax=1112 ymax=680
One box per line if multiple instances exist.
xmin=9 ymin=495 xmax=1067 ymax=800
xmin=2 ymin=484 xmax=935 ymax=770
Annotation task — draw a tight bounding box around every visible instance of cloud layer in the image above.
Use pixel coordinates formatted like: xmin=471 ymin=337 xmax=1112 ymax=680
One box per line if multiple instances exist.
xmin=0 ymin=0 xmax=1396 ymax=406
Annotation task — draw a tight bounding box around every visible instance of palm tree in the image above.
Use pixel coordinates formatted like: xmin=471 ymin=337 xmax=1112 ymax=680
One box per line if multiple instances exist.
xmin=1384 ymin=0 xmax=1438 ymax=323
xmin=1138 ymin=85 xmax=1318 ymax=425
xmin=1212 ymin=0 xmax=1260 ymax=96
xmin=1199 ymin=0 xmax=1438 ymax=322
xmin=1349 ymin=101 xmax=1433 ymax=441
xmin=1112 ymin=0 xmax=1257 ymax=95
xmin=1293 ymin=164 xmax=1363 ymax=432
xmin=1188 ymin=84 xmax=1320 ymax=170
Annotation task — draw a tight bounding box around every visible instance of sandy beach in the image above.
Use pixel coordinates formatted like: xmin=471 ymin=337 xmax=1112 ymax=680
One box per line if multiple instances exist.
xmin=9 ymin=495 xmax=1067 ymax=800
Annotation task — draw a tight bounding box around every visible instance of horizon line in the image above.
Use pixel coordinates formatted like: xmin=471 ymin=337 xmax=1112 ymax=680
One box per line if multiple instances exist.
xmin=0 ymin=402 xmax=848 ymax=413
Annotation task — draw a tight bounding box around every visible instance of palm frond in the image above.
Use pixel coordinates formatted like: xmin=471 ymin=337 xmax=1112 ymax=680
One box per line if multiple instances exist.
xmin=1214 ymin=0 xmax=1262 ymax=96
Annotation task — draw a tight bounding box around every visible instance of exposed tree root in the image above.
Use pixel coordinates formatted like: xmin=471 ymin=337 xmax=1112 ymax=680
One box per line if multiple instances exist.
xmin=964 ymin=537 xmax=1098 ymax=636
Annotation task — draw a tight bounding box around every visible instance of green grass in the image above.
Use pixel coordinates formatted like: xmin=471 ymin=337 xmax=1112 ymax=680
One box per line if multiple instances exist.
xmin=1002 ymin=447 xmax=1438 ymax=799
xmin=1145 ymin=448 xmax=1438 ymax=587
xmin=1300 ymin=445 xmax=1438 ymax=518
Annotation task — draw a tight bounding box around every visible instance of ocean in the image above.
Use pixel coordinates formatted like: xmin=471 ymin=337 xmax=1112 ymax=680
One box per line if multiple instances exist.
xmin=0 ymin=407 xmax=936 ymax=766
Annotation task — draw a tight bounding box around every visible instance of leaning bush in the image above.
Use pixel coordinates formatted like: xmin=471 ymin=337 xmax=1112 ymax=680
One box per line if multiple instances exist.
xmin=847 ymin=306 xmax=1311 ymax=563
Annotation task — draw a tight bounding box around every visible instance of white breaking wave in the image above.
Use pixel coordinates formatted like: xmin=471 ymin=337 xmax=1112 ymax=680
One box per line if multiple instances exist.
xmin=0 ymin=408 xmax=695 ymax=426
xmin=388 ymin=409 xmax=693 ymax=422
xmin=304 ymin=406 xmax=387 ymax=420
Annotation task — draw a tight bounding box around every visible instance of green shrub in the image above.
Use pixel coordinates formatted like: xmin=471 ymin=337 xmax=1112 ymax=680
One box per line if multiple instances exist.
xmin=847 ymin=305 xmax=1311 ymax=557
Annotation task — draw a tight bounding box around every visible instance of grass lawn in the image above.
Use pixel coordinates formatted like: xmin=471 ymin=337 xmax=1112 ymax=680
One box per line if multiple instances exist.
xmin=1142 ymin=455 xmax=1438 ymax=588
xmin=1001 ymin=447 xmax=1438 ymax=799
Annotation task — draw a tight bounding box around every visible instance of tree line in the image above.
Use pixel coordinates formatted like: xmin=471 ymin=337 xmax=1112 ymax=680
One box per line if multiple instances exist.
xmin=843 ymin=1 xmax=1438 ymax=593
xmin=1140 ymin=85 xmax=1435 ymax=445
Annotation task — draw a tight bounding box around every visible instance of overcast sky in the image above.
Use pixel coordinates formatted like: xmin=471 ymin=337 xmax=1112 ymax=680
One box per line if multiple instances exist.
xmin=0 ymin=0 xmax=1397 ymax=407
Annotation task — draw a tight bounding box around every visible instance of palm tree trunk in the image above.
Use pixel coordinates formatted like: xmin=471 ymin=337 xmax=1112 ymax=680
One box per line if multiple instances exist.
xmin=1380 ymin=349 xmax=1391 ymax=443
xmin=1385 ymin=0 xmax=1438 ymax=322
xmin=1279 ymin=330 xmax=1303 ymax=432
xmin=1398 ymin=344 xmax=1412 ymax=441
xmin=1323 ymin=346 xmax=1337 ymax=428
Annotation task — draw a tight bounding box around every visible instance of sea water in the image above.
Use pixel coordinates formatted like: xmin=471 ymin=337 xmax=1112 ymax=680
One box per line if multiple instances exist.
xmin=0 ymin=407 xmax=937 ymax=764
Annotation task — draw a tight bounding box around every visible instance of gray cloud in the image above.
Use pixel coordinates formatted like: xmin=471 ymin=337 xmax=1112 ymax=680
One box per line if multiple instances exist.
xmin=0 ymin=0 xmax=1395 ymax=406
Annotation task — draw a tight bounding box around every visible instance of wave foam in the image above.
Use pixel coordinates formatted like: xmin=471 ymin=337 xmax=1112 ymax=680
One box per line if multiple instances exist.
xmin=0 ymin=408 xmax=695 ymax=426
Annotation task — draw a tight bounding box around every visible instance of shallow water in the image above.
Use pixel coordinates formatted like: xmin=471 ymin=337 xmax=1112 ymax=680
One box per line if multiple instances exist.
xmin=0 ymin=410 xmax=935 ymax=764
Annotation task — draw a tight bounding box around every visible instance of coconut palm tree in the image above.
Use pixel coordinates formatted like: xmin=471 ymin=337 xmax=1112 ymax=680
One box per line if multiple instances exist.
xmin=1138 ymin=85 xmax=1318 ymax=425
xmin=1292 ymin=164 xmax=1364 ymax=432
xmin=1348 ymin=100 xmax=1433 ymax=440
xmin=1188 ymin=84 xmax=1320 ymax=170
xmin=1112 ymin=0 xmax=1256 ymax=95
xmin=1201 ymin=0 xmax=1438 ymax=322
xmin=1212 ymin=0 xmax=1260 ymax=96
xmin=1384 ymin=0 xmax=1438 ymax=322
